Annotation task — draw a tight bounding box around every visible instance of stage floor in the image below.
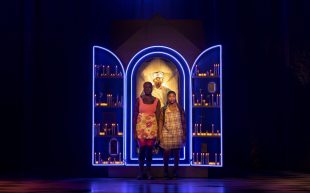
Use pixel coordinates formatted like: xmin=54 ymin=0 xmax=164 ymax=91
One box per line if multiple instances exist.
xmin=0 ymin=173 xmax=309 ymax=193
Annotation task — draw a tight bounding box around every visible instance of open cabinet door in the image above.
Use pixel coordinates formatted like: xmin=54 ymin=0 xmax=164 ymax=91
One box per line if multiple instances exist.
xmin=190 ymin=45 xmax=223 ymax=167
xmin=92 ymin=46 xmax=125 ymax=166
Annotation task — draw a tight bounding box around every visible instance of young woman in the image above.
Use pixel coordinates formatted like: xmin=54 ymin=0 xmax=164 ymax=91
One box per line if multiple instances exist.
xmin=159 ymin=91 xmax=186 ymax=179
xmin=134 ymin=82 xmax=161 ymax=180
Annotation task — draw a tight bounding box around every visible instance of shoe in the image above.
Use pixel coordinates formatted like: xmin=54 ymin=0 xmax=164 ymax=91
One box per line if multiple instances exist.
xmin=147 ymin=174 xmax=153 ymax=180
xmin=171 ymin=174 xmax=178 ymax=180
xmin=146 ymin=170 xmax=153 ymax=180
xmin=163 ymin=172 xmax=169 ymax=180
xmin=146 ymin=167 xmax=153 ymax=180
xmin=145 ymin=162 xmax=154 ymax=180
xmin=137 ymin=161 xmax=144 ymax=180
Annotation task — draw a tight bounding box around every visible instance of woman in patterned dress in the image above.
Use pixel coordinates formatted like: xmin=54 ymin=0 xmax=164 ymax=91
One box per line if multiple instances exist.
xmin=159 ymin=90 xmax=186 ymax=179
xmin=134 ymin=82 xmax=161 ymax=180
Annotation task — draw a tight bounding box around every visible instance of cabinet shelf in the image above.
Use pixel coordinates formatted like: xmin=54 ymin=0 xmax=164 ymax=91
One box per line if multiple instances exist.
xmin=192 ymin=76 xmax=220 ymax=79
xmin=94 ymin=161 xmax=124 ymax=165
xmin=95 ymin=104 xmax=123 ymax=108
xmin=95 ymin=106 xmax=123 ymax=109
xmin=95 ymin=135 xmax=123 ymax=138
xmin=95 ymin=76 xmax=123 ymax=79
xmin=191 ymin=162 xmax=221 ymax=166
xmin=193 ymin=106 xmax=220 ymax=109
xmin=192 ymin=133 xmax=221 ymax=138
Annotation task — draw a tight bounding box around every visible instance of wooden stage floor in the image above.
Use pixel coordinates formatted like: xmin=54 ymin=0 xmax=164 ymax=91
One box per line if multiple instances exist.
xmin=0 ymin=173 xmax=309 ymax=193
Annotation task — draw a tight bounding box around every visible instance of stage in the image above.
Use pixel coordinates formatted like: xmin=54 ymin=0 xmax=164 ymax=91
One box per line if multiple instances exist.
xmin=2 ymin=1 xmax=310 ymax=192
xmin=0 ymin=173 xmax=309 ymax=193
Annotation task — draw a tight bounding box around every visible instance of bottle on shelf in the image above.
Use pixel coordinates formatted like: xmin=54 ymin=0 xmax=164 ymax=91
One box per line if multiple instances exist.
xmin=193 ymin=122 xmax=220 ymax=137
xmin=196 ymin=152 xmax=199 ymax=164
xmin=194 ymin=65 xmax=199 ymax=77
xmin=101 ymin=65 xmax=105 ymax=76
xmin=94 ymin=123 xmax=101 ymax=136
xmin=193 ymin=93 xmax=222 ymax=107
xmin=98 ymin=152 xmax=102 ymax=164
xmin=95 ymin=64 xmax=123 ymax=77
xmin=106 ymin=65 xmax=110 ymax=76
xmin=193 ymin=63 xmax=220 ymax=78
xmin=96 ymin=93 xmax=123 ymax=107
xmin=94 ymin=152 xmax=98 ymax=164
xmin=97 ymin=123 xmax=122 ymax=136
xmin=206 ymin=153 xmax=210 ymax=164
xmin=193 ymin=151 xmax=220 ymax=165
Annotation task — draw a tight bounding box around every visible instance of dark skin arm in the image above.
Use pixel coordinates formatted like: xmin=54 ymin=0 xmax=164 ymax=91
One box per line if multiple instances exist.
xmin=179 ymin=104 xmax=186 ymax=144
xmin=158 ymin=108 xmax=164 ymax=141
xmin=133 ymin=97 xmax=139 ymax=140
xmin=155 ymin=99 xmax=161 ymax=140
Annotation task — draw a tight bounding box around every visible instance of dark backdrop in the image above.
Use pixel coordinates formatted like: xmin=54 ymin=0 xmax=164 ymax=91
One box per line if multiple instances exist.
xmin=1 ymin=0 xmax=310 ymax=177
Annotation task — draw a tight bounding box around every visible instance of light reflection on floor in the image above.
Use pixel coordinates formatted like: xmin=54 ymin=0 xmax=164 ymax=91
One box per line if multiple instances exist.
xmin=0 ymin=173 xmax=309 ymax=193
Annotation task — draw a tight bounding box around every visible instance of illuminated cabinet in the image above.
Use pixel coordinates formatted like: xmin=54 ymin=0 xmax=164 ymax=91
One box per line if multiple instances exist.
xmin=190 ymin=45 xmax=223 ymax=167
xmin=92 ymin=46 xmax=125 ymax=166
xmin=92 ymin=45 xmax=222 ymax=167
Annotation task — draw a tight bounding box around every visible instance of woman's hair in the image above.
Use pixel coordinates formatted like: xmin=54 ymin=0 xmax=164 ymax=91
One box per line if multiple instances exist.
xmin=166 ymin=90 xmax=177 ymax=105
xmin=143 ymin=81 xmax=152 ymax=87
xmin=167 ymin=90 xmax=176 ymax=97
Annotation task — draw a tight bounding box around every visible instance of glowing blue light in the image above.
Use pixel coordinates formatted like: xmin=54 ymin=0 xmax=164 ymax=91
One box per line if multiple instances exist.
xmin=190 ymin=45 xmax=223 ymax=167
xmin=92 ymin=46 xmax=126 ymax=166
xmin=126 ymin=46 xmax=191 ymax=164
xmin=92 ymin=45 xmax=222 ymax=167
xmin=128 ymin=52 xmax=188 ymax=161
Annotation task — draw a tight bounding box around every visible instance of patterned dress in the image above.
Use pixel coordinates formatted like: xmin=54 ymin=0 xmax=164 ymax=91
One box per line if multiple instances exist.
xmin=159 ymin=105 xmax=184 ymax=150
xmin=136 ymin=97 xmax=159 ymax=142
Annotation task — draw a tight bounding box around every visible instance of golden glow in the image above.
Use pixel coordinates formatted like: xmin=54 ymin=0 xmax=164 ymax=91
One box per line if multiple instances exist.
xmin=99 ymin=103 xmax=108 ymax=106
xmin=136 ymin=58 xmax=179 ymax=105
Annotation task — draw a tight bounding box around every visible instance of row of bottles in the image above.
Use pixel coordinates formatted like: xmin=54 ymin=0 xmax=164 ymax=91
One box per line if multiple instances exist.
xmin=193 ymin=64 xmax=220 ymax=77
xmin=193 ymin=123 xmax=220 ymax=136
xmin=192 ymin=152 xmax=222 ymax=165
xmin=94 ymin=152 xmax=123 ymax=164
xmin=94 ymin=123 xmax=123 ymax=136
xmin=95 ymin=93 xmax=123 ymax=107
xmin=95 ymin=64 xmax=123 ymax=77
xmin=192 ymin=93 xmax=220 ymax=107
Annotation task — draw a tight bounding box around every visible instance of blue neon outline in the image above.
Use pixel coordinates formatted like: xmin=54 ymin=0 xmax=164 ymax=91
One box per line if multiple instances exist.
xmin=125 ymin=163 xmax=191 ymax=166
xmin=126 ymin=46 xmax=191 ymax=164
xmin=92 ymin=45 xmax=222 ymax=167
xmin=190 ymin=45 xmax=223 ymax=167
xmin=129 ymin=52 xmax=187 ymax=161
xmin=92 ymin=45 xmax=126 ymax=166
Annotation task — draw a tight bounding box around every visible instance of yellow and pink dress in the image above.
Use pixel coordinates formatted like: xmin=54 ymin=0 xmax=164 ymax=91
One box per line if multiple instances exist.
xmin=136 ymin=96 xmax=159 ymax=147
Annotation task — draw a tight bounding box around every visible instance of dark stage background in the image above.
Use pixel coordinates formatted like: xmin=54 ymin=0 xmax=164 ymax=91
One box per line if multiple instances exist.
xmin=1 ymin=0 xmax=310 ymax=177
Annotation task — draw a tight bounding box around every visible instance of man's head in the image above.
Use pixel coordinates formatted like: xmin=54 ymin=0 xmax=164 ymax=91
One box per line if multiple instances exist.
xmin=152 ymin=71 xmax=164 ymax=88
xmin=143 ymin=82 xmax=153 ymax=95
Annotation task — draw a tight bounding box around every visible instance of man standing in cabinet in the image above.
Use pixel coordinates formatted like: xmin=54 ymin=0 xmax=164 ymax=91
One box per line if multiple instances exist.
xmin=141 ymin=71 xmax=171 ymax=108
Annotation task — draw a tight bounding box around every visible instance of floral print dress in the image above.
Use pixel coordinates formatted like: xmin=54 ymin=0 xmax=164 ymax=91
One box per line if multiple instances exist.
xmin=136 ymin=97 xmax=159 ymax=141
